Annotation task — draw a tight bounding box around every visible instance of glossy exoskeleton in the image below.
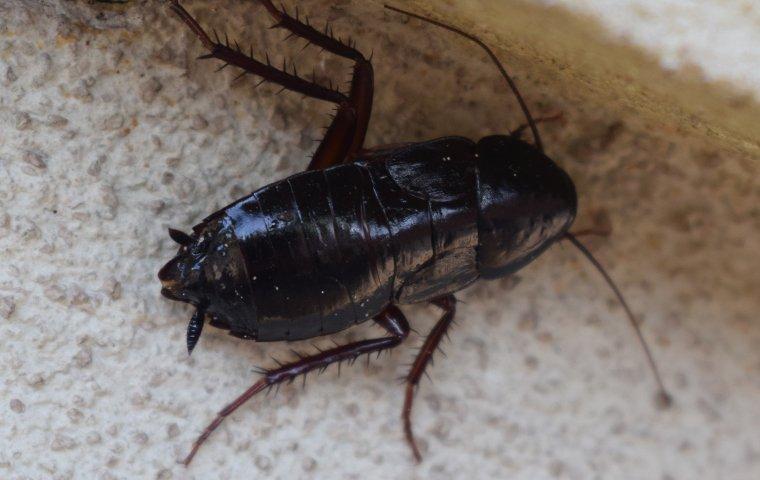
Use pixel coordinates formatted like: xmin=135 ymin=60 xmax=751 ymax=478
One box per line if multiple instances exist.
xmin=159 ymin=1 xmax=671 ymax=465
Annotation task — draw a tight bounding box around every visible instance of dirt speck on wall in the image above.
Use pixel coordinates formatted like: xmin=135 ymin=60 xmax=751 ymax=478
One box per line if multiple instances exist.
xmin=1 ymin=1 xmax=759 ymax=479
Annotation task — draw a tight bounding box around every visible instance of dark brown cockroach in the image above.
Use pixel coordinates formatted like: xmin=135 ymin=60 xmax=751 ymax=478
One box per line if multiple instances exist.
xmin=159 ymin=1 xmax=672 ymax=465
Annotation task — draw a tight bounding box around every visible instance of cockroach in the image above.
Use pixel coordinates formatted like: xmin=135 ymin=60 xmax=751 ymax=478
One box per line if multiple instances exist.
xmin=159 ymin=1 xmax=672 ymax=465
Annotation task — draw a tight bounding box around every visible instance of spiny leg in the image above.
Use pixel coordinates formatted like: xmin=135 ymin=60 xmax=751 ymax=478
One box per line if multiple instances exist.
xmin=258 ymin=0 xmax=374 ymax=168
xmin=170 ymin=1 xmax=347 ymax=104
xmin=402 ymin=295 xmax=456 ymax=462
xmin=259 ymin=0 xmax=365 ymax=62
xmin=182 ymin=305 xmax=409 ymax=466
xmin=169 ymin=1 xmax=374 ymax=170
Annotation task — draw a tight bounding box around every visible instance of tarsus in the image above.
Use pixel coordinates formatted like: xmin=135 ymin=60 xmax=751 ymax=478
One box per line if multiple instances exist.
xmin=384 ymin=4 xmax=544 ymax=153
xmin=564 ymin=233 xmax=672 ymax=407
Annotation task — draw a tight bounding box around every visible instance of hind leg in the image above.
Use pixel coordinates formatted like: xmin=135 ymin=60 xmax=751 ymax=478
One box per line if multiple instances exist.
xmin=181 ymin=304 xmax=409 ymax=465
xmin=258 ymin=0 xmax=374 ymax=168
xmin=169 ymin=1 xmax=374 ymax=170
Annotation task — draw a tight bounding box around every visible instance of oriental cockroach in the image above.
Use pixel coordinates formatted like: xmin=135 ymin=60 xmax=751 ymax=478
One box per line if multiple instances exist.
xmin=159 ymin=1 xmax=673 ymax=465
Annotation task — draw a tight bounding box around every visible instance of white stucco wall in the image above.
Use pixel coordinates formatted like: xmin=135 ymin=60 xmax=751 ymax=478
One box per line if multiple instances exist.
xmin=1 ymin=1 xmax=758 ymax=479
xmin=542 ymin=0 xmax=760 ymax=98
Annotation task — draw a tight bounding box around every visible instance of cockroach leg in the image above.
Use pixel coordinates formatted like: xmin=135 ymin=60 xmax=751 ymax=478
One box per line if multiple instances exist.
xmin=181 ymin=305 xmax=410 ymax=466
xmin=258 ymin=0 xmax=374 ymax=168
xmin=402 ymin=295 xmax=457 ymax=462
xmin=169 ymin=1 xmax=347 ymax=104
xmin=169 ymin=0 xmax=374 ymax=170
xmin=259 ymin=0 xmax=365 ymax=62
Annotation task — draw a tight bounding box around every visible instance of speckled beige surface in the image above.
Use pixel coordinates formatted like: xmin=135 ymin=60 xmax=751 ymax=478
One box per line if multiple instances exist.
xmin=1 ymin=1 xmax=759 ymax=479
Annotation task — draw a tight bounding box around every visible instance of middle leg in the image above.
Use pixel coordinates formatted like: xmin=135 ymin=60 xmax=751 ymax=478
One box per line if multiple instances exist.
xmin=403 ymin=295 xmax=457 ymax=462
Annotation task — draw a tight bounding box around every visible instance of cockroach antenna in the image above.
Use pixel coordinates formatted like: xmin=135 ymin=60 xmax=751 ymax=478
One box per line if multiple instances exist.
xmin=384 ymin=4 xmax=544 ymax=153
xmin=386 ymin=3 xmax=671 ymax=407
xmin=565 ymin=233 xmax=673 ymax=407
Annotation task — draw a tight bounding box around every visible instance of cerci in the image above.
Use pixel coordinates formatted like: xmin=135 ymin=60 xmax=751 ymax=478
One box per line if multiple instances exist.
xmin=159 ymin=1 xmax=671 ymax=466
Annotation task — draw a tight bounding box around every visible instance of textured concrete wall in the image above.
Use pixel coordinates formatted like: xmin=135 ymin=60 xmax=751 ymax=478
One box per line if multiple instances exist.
xmin=1 ymin=1 xmax=759 ymax=479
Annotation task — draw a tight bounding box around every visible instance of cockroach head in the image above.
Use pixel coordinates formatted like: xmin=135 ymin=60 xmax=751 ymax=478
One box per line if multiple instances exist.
xmin=475 ymin=135 xmax=577 ymax=278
